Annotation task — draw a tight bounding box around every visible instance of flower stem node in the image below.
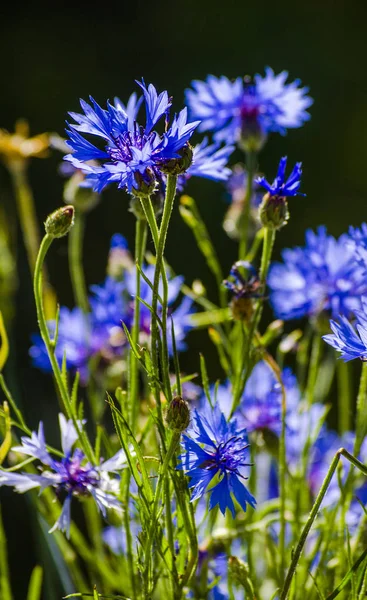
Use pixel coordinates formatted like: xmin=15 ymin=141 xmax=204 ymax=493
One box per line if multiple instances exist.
xmin=166 ymin=395 xmax=190 ymax=432
xmin=45 ymin=205 xmax=75 ymax=238
xmin=160 ymin=144 xmax=194 ymax=176
xmin=259 ymin=193 xmax=289 ymax=230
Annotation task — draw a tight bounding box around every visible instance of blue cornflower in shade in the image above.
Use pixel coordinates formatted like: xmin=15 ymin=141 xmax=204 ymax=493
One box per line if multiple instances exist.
xmin=65 ymin=81 xmax=200 ymax=194
xmin=0 ymin=415 xmax=128 ymax=538
xmin=225 ymin=164 xmax=263 ymax=207
xmin=179 ymin=403 xmax=256 ymax=516
xmin=268 ymin=227 xmax=367 ymax=321
xmin=186 ymin=68 xmax=312 ymax=146
xmin=323 ymin=297 xmax=367 ymax=361
xmin=256 ymin=156 xmax=304 ymax=198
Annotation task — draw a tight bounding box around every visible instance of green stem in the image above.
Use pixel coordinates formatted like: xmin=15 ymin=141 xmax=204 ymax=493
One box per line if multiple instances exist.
xmin=232 ymin=227 xmax=276 ymax=411
xmin=129 ymin=218 xmax=147 ymax=428
xmin=144 ymin=431 xmax=181 ymax=596
xmin=239 ymin=151 xmax=257 ymax=260
xmin=0 ymin=505 xmax=13 ymax=600
xmin=336 ymin=359 xmax=352 ymax=434
xmin=9 ymin=164 xmax=54 ymax=315
xmin=280 ymin=448 xmax=367 ymax=600
xmin=34 ymin=234 xmax=94 ymax=463
xmin=355 ymin=361 xmax=367 ymax=453
xmin=68 ymin=209 xmax=89 ymax=313
xmin=264 ymin=354 xmax=287 ymax=583
xmin=306 ymin=334 xmax=322 ymax=407
xmin=10 ymin=164 xmax=42 ymax=276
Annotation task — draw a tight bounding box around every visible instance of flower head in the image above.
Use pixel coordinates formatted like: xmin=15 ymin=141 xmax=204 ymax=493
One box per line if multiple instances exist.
xmin=0 ymin=414 xmax=127 ymax=537
xmin=323 ymin=297 xmax=367 ymax=361
xmin=223 ymin=261 xmax=263 ymax=321
xmin=256 ymin=156 xmax=304 ymax=198
xmin=268 ymin=227 xmax=367 ymax=321
xmin=65 ymin=81 xmax=200 ymax=194
xmin=186 ymin=68 xmax=312 ymax=147
xmin=180 ymin=403 xmax=256 ymax=516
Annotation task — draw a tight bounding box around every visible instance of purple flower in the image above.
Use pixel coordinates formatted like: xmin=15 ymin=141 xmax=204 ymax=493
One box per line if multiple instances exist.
xmin=323 ymin=297 xmax=367 ymax=361
xmin=186 ymin=68 xmax=312 ymax=146
xmin=65 ymin=81 xmax=200 ymax=194
xmin=255 ymin=156 xmax=304 ymax=198
xmin=268 ymin=227 xmax=367 ymax=321
xmin=180 ymin=403 xmax=256 ymax=516
xmin=0 ymin=415 xmax=128 ymax=537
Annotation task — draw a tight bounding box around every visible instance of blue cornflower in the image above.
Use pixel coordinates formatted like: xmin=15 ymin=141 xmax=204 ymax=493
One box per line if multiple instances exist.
xmin=0 ymin=414 xmax=128 ymax=537
xmin=268 ymin=227 xmax=367 ymax=320
xmin=255 ymin=156 xmax=304 ymax=197
xmin=180 ymin=403 xmax=256 ymax=516
xmin=209 ymin=362 xmax=300 ymax=436
xmin=323 ymin=297 xmax=367 ymax=361
xmin=65 ymin=81 xmax=201 ymax=194
xmin=186 ymin=68 xmax=312 ymax=146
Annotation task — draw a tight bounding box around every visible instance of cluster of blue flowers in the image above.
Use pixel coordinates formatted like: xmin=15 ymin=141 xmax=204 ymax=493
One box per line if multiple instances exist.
xmin=30 ymin=234 xmax=194 ymax=383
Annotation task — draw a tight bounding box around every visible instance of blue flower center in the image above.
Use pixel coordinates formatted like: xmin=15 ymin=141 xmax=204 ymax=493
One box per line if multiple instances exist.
xmin=56 ymin=450 xmax=99 ymax=495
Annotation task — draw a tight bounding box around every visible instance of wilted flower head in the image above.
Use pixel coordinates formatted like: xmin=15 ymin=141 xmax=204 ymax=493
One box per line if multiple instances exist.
xmin=186 ymin=68 xmax=312 ymax=148
xmin=268 ymin=227 xmax=367 ymax=321
xmin=180 ymin=402 xmax=256 ymax=516
xmin=0 ymin=414 xmax=127 ymax=537
xmin=65 ymin=81 xmax=202 ymax=195
xmin=223 ymin=261 xmax=263 ymax=321
xmin=323 ymin=296 xmax=367 ymax=361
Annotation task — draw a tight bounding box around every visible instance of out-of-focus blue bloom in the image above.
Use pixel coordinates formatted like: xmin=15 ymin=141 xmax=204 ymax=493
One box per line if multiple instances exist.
xmin=65 ymin=81 xmax=200 ymax=194
xmin=255 ymin=156 xmax=304 ymax=197
xmin=180 ymin=403 xmax=256 ymax=516
xmin=323 ymin=297 xmax=367 ymax=361
xmin=186 ymin=69 xmax=312 ymax=145
xmin=237 ymin=362 xmax=300 ymax=435
xmin=211 ymin=362 xmax=300 ymax=436
xmin=225 ymin=164 xmax=263 ymax=207
xmin=125 ymin=264 xmax=194 ymax=353
xmin=268 ymin=227 xmax=367 ymax=320
xmin=349 ymin=223 xmax=367 ymax=270
xmin=29 ymin=308 xmax=107 ymax=384
xmin=286 ymin=402 xmax=328 ymax=472
xmin=30 ymin=236 xmax=194 ymax=382
xmin=0 ymin=415 xmax=127 ymax=538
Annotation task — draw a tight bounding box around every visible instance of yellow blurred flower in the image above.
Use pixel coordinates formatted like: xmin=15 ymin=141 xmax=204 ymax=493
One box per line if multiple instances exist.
xmin=0 ymin=119 xmax=49 ymax=167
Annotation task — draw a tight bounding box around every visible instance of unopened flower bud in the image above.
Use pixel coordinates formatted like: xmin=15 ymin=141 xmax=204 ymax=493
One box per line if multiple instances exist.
xmin=160 ymin=144 xmax=193 ymax=175
xmin=166 ymin=396 xmax=190 ymax=432
xmin=230 ymin=297 xmax=254 ymax=322
xmin=259 ymin=193 xmax=289 ymax=230
xmin=132 ymin=168 xmax=158 ymax=198
xmin=45 ymin=205 xmax=75 ymax=238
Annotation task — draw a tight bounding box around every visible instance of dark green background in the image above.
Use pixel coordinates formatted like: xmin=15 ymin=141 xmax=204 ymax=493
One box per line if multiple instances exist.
xmin=1 ymin=0 xmax=367 ymax=597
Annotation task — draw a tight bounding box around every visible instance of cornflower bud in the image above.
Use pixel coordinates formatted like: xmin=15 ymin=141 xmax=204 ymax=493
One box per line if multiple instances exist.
xmin=166 ymin=395 xmax=190 ymax=432
xmin=45 ymin=205 xmax=75 ymax=238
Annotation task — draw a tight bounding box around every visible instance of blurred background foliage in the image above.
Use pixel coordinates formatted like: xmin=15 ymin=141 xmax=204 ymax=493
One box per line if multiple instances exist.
xmin=1 ymin=0 xmax=367 ymax=596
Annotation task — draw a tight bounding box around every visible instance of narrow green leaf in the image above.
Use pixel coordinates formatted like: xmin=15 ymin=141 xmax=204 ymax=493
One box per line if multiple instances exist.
xmin=26 ymin=566 xmax=43 ymax=600
xmin=326 ymin=547 xmax=367 ymax=599
xmin=0 ymin=402 xmax=12 ymax=465
xmin=0 ymin=311 xmax=9 ymax=372
xmin=0 ymin=506 xmax=13 ymax=600
xmin=200 ymin=353 xmax=213 ymax=408
xmin=171 ymin=318 xmax=181 ymax=397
